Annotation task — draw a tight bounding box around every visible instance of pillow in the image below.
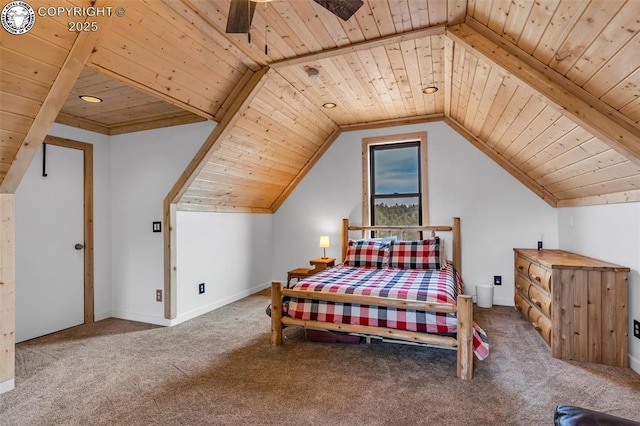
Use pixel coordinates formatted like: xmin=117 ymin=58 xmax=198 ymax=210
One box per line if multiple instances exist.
xmin=389 ymin=237 xmax=443 ymax=270
xmin=344 ymin=239 xmax=390 ymax=268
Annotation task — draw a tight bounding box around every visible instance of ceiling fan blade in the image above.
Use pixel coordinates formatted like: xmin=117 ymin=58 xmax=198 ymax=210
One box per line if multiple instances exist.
xmin=312 ymin=0 xmax=364 ymax=21
xmin=226 ymin=0 xmax=257 ymax=33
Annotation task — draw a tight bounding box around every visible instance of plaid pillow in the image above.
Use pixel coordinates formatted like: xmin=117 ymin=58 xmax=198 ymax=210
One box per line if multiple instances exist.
xmin=389 ymin=237 xmax=442 ymax=270
xmin=344 ymin=239 xmax=390 ymax=268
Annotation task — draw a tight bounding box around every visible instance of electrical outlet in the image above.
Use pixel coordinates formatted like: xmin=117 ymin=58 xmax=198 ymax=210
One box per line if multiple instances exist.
xmin=198 ymin=283 xmax=205 ymax=294
xmin=493 ymin=275 xmax=502 ymax=286
xmin=634 ymin=320 xmax=640 ymax=340
xmin=156 ymin=289 xmax=162 ymax=302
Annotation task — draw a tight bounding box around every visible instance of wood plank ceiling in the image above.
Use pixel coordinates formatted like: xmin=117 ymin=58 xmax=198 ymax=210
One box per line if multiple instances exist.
xmin=1 ymin=0 xmax=639 ymax=209
xmin=57 ymin=68 xmax=206 ymax=135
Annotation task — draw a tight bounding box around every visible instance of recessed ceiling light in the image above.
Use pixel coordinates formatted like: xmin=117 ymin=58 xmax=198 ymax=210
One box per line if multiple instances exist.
xmin=423 ymin=86 xmax=438 ymax=94
xmin=79 ymin=95 xmax=103 ymax=103
xmin=322 ymin=102 xmax=337 ymax=109
xmin=307 ymin=67 xmax=320 ymax=80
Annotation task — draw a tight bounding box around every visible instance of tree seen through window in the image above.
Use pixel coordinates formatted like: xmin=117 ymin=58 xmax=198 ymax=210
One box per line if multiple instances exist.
xmin=370 ymin=141 xmax=421 ymax=229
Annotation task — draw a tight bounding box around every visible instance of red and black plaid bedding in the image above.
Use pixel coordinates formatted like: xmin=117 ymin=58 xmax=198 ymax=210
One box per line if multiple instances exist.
xmin=283 ymin=264 xmax=489 ymax=360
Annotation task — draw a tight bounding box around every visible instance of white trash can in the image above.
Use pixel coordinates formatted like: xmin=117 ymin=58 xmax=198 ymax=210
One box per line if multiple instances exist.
xmin=475 ymin=285 xmax=494 ymax=308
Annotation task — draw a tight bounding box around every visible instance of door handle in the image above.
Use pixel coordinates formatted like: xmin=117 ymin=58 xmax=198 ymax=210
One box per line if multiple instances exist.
xmin=74 ymin=243 xmax=84 ymax=250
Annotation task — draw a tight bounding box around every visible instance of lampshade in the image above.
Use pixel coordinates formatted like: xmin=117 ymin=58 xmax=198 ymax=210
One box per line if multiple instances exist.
xmin=319 ymin=236 xmax=330 ymax=248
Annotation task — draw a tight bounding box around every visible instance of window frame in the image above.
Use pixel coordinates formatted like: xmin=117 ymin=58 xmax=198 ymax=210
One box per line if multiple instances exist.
xmin=362 ymin=132 xmax=429 ymax=228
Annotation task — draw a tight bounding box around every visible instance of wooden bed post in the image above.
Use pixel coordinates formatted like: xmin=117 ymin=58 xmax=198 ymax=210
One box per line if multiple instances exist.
xmin=456 ymin=294 xmax=474 ymax=380
xmin=271 ymin=281 xmax=283 ymax=346
xmin=452 ymin=217 xmax=461 ymax=273
xmin=341 ymin=218 xmax=349 ymax=262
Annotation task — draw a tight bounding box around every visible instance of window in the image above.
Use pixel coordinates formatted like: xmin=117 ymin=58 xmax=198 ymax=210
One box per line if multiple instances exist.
xmin=363 ymin=132 xmax=428 ymax=234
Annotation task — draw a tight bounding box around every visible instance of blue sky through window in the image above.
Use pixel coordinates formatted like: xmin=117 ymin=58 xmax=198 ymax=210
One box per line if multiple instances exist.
xmin=373 ymin=145 xmax=419 ymax=194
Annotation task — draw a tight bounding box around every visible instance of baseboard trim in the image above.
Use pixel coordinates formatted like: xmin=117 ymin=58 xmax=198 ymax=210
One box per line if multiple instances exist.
xmin=110 ymin=310 xmax=172 ymax=327
xmin=0 ymin=379 xmax=15 ymax=395
xmin=472 ymin=296 xmax=514 ymax=307
xmin=168 ymin=283 xmax=269 ymax=326
xmin=110 ymin=283 xmax=270 ymax=327
xmin=94 ymin=310 xmax=111 ymax=322
xmin=629 ymin=353 xmax=640 ymax=375
xmin=493 ymin=296 xmax=514 ymax=306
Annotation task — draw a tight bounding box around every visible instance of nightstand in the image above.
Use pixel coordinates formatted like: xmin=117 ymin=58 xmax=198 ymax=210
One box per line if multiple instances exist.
xmin=286 ymin=257 xmax=336 ymax=288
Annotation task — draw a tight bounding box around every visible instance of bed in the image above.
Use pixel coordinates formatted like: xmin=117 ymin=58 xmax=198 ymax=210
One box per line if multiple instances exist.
xmin=270 ymin=217 xmax=489 ymax=380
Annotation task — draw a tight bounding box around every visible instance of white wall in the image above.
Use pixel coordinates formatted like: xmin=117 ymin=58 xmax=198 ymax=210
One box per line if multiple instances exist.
xmin=558 ymin=203 xmax=640 ymax=373
xmin=110 ymin=121 xmax=215 ymax=325
xmin=175 ymin=211 xmax=272 ymax=322
xmin=272 ymin=121 xmax=558 ymax=305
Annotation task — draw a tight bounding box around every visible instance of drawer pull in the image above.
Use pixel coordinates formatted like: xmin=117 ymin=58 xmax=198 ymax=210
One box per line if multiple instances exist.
xmin=515 ymin=284 xmax=521 ymax=291
xmin=531 ymin=297 xmax=542 ymax=307
xmin=530 ymin=321 xmax=541 ymax=330
xmin=518 ymin=265 xmax=524 ymax=270
xmin=531 ymin=274 xmax=541 ymax=282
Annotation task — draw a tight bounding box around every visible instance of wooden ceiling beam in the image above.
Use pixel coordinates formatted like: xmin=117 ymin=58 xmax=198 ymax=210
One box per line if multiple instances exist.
xmin=443 ymin=35 xmax=454 ymax=118
xmin=176 ymin=203 xmax=273 ymax=214
xmin=339 ymin=113 xmax=444 ymax=132
xmin=0 ymin=3 xmax=116 ymax=193
xmin=54 ymin=113 xmax=111 ymax=136
xmin=447 ymin=20 xmax=640 ymax=168
xmin=108 ymin=114 xmax=207 ymax=136
xmin=270 ymin=25 xmax=447 ymax=69
xmin=444 ymin=116 xmax=558 ymax=208
xmin=557 ymin=189 xmax=640 ymax=207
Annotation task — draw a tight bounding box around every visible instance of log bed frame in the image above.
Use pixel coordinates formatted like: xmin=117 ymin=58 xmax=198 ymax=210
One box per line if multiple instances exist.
xmin=270 ymin=217 xmax=475 ymax=380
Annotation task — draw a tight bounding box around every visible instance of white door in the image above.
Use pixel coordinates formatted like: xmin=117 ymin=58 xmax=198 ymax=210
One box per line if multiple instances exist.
xmin=15 ymin=144 xmax=85 ymax=342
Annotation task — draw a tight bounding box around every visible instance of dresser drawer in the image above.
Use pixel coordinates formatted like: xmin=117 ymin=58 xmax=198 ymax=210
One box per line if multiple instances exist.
xmin=515 ymin=256 xmax=531 ymax=277
xmin=529 ymin=307 xmax=551 ymax=346
xmin=514 ymin=274 xmax=531 ymax=298
xmin=528 ymin=263 xmax=551 ymax=292
xmin=528 ymin=285 xmax=551 ymax=317
xmin=514 ymin=292 xmax=531 ymax=318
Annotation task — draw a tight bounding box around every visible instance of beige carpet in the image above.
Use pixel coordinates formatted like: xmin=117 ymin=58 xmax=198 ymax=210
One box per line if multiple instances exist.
xmin=1 ymin=289 xmax=639 ymax=425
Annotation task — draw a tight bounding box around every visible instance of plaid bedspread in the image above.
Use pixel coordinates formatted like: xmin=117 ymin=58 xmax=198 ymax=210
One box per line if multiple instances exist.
xmin=284 ymin=264 xmax=489 ymax=360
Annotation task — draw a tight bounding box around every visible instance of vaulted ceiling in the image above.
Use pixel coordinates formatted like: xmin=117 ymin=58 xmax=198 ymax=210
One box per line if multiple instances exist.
xmin=2 ymin=0 xmax=640 ymax=210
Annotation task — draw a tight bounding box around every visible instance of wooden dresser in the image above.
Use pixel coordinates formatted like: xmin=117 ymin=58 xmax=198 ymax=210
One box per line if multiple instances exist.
xmin=513 ymin=249 xmax=629 ymax=367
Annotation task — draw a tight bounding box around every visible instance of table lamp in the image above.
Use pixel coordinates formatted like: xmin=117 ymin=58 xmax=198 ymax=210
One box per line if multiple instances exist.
xmin=319 ymin=236 xmax=330 ymax=258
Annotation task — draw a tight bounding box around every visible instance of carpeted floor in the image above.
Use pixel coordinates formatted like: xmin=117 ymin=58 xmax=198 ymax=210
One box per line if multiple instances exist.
xmin=1 ymin=289 xmax=639 ymax=425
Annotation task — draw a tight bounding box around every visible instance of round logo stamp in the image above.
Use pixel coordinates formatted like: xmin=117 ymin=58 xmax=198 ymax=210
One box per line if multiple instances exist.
xmin=2 ymin=1 xmax=35 ymax=35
